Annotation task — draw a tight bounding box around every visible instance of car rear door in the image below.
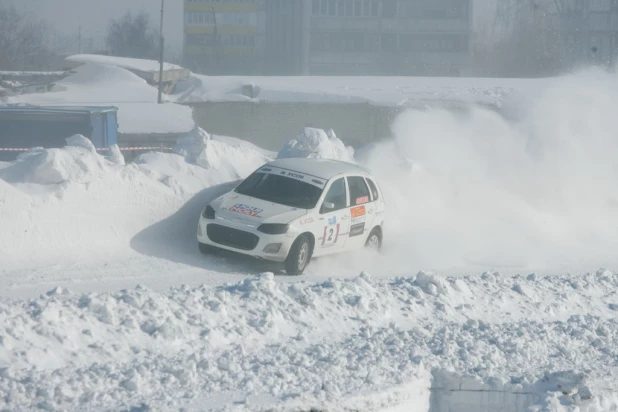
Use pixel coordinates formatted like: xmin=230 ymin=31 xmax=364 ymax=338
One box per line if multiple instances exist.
xmin=314 ymin=177 xmax=351 ymax=255
xmin=344 ymin=175 xmax=376 ymax=249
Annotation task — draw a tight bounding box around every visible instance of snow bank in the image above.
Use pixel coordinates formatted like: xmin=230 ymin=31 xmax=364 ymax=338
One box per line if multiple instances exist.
xmin=0 ymin=135 xmax=110 ymax=185
xmin=133 ymin=129 xmax=271 ymax=197
xmin=2 ymin=271 xmax=618 ymax=410
xmin=6 ymin=63 xmax=196 ymax=134
xmin=277 ymin=127 xmax=355 ymax=162
xmin=172 ymin=127 xmax=273 ymax=175
xmin=0 ymin=129 xmax=271 ymax=264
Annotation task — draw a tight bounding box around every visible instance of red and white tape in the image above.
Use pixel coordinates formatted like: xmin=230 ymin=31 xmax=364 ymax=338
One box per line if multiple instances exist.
xmin=0 ymin=147 xmax=172 ymax=152
xmin=96 ymin=147 xmax=173 ymax=151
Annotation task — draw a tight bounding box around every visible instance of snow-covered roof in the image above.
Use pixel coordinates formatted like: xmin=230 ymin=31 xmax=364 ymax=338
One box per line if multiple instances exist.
xmin=0 ymin=105 xmax=117 ymax=115
xmin=6 ymin=63 xmax=195 ymax=135
xmin=64 ymin=54 xmax=184 ymax=73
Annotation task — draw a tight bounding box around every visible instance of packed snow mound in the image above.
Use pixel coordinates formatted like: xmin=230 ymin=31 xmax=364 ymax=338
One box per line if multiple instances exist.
xmin=277 ymin=127 xmax=355 ymax=162
xmin=2 ymin=271 xmax=618 ymax=410
xmin=65 ymin=54 xmax=184 ymax=73
xmin=173 ymin=127 xmax=272 ymax=177
xmin=0 ymin=135 xmax=111 ymax=185
xmin=107 ymin=144 xmax=125 ymax=165
xmin=61 ymin=62 xmax=150 ymax=88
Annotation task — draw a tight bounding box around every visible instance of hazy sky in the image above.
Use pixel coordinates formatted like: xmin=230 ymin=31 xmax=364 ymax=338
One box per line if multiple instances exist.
xmin=5 ymin=0 xmax=184 ymax=57
xmin=4 ymin=0 xmax=490 ymax=59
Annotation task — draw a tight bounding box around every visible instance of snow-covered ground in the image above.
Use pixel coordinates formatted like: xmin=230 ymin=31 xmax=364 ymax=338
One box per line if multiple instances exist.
xmin=2 ymin=65 xmax=618 ymax=411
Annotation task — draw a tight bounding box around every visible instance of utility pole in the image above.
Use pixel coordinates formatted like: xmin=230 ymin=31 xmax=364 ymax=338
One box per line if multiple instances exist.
xmin=157 ymin=0 xmax=165 ymax=104
xmin=78 ymin=25 xmax=82 ymax=54
xmin=211 ymin=6 xmax=217 ymax=73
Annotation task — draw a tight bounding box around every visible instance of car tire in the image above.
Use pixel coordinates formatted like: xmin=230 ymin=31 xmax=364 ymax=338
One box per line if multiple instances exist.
xmin=198 ymin=242 xmax=215 ymax=255
xmin=365 ymin=227 xmax=382 ymax=252
xmin=284 ymin=234 xmax=312 ymax=276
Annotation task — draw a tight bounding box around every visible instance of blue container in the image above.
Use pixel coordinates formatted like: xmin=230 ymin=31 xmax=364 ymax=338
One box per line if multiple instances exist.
xmin=0 ymin=105 xmax=118 ymax=161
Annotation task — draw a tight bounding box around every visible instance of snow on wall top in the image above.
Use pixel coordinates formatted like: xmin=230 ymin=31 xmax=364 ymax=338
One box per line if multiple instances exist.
xmin=65 ymin=54 xmax=184 ymax=73
xmin=171 ymin=73 xmax=547 ymax=107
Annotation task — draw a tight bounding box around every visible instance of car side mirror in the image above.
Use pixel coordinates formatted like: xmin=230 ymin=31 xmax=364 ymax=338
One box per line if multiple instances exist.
xmin=322 ymin=202 xmax=335 ymax=212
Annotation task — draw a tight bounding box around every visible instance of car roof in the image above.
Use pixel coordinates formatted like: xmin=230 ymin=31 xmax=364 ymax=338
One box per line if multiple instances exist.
xmin=266 ymin=158 xmax=371 ymax=180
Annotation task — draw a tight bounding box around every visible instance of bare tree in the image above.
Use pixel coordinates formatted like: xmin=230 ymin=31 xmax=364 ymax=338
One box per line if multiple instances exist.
xmin=106 ymin=11 xmax=157 ymax=60
xmin=0 ymin=5 xmax=53 ymax=71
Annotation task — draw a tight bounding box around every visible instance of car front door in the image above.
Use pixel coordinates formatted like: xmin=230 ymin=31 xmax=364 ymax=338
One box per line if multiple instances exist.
xmin=344 ymin=175 xmax=376 ymax=249
xmin=314 ymin=177 xmax=350 ymax=255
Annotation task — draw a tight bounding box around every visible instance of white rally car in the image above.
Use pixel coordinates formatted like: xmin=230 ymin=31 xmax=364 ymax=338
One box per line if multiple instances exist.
xmin=197 ymin=158 xmax=385 ymax=275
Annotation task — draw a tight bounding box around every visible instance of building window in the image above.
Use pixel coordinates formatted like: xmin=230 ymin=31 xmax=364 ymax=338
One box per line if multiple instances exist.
xmin=363 ymin=0 xmax=370 ymax=16
xmin=346 ymin=0 xmax=354 ymax=16
xmin=398 ymin=34 xmax=469 ymax=53
xmin=329 ymin=0 xmax=336 ymax=15
xmin=321 ymin=0 xmax=328 ymax=15
xmin=354 ymin=0 xmax=361 ymax=16
xmin=382 ymin=0 xmax=397 ymax=18
xmin=371 ymin=0 xmax=379 ymax=17
xmin=381 ymin=34 xmax=397 ymax=51
xmin=312 ymin=0 xmax=320 ymax=15
xmin=337 ymin=0 xmax=345 ymax=16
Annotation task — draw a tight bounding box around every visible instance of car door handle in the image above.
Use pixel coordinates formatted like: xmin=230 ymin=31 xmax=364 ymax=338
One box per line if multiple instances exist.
xmin=368 ymin=209 xmax=375 ymax=214
xmin=341 ymin=216 xmax=349 ymax=220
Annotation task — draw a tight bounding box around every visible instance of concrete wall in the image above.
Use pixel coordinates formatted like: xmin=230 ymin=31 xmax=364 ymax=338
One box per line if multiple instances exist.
xmin=188 ymin=101 xmax=401 ymax=150
xmin=187 ymin=100 xmax=477 ymax=152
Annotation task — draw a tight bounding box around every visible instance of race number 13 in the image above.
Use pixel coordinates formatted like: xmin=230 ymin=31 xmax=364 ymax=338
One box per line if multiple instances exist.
xmin=322 ymin=223 xmax=341 ymax=246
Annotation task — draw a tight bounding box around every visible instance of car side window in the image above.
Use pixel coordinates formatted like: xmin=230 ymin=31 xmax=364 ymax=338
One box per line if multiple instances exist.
xmin=320 ymin=178 xmax=347 ymax=213
xmin=347 ymin=176 xmax=371 ymax=206
xmin=365 ymin=178 xmax=379 ymax=201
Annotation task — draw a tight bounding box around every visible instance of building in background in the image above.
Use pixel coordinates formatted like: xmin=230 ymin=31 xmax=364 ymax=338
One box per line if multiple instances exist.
xmin=544 ymin=0 xmax=618 ymax=68
xmin=184 ymin=0 xmax=472 ymax=76
xmin=183 ymin=0 xmax=264 ymax=74
xmin=304 ymin=0 xmax=472 ymax=75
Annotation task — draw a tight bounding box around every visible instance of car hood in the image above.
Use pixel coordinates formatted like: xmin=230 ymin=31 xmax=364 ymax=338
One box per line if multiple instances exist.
xmin=211 ymin=192 xmax=307 ymax=226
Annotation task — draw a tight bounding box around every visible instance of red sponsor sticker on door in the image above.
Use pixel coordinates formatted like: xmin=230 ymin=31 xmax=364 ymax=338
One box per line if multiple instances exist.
xmin=350 ymin=205 xmax=366 ymax=218
xmin=355 ymin=196 xmax=369 ymax=205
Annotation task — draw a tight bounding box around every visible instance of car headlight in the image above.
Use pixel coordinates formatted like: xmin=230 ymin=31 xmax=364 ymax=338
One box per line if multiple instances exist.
xmin=202 ymin=204 xmax=215 ymax=219
xmin=257 ymin=223 xmax=289 ymax=235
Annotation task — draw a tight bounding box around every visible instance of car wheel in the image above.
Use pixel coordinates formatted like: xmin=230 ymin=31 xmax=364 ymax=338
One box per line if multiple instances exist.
xmin=365 ymin=227 xmax=382 ymax=251
xmin=199 ymin=242 xmax=215 ymax=255
xmin=285 ymin=235 xmax=311 ymax=276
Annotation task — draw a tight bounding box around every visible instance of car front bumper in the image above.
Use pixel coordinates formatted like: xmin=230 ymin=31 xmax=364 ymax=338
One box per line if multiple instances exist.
xmin=197 ymin=216 xmax=294 ymax=263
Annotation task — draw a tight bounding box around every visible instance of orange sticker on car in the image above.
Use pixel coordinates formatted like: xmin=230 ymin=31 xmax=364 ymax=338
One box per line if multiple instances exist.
xmin=350 ymin=205 xmax=366 ymax=218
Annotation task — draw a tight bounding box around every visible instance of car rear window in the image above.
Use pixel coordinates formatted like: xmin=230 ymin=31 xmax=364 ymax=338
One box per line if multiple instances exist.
xmin=235 ymin=172 xmax=324 ymax=209
xmin=347 ymin=176 xmax=371 ymax=205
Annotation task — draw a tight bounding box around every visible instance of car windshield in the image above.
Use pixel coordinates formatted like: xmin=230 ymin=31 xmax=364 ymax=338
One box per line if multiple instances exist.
xmin=235 ymin=172 xmax=323 ymax=209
